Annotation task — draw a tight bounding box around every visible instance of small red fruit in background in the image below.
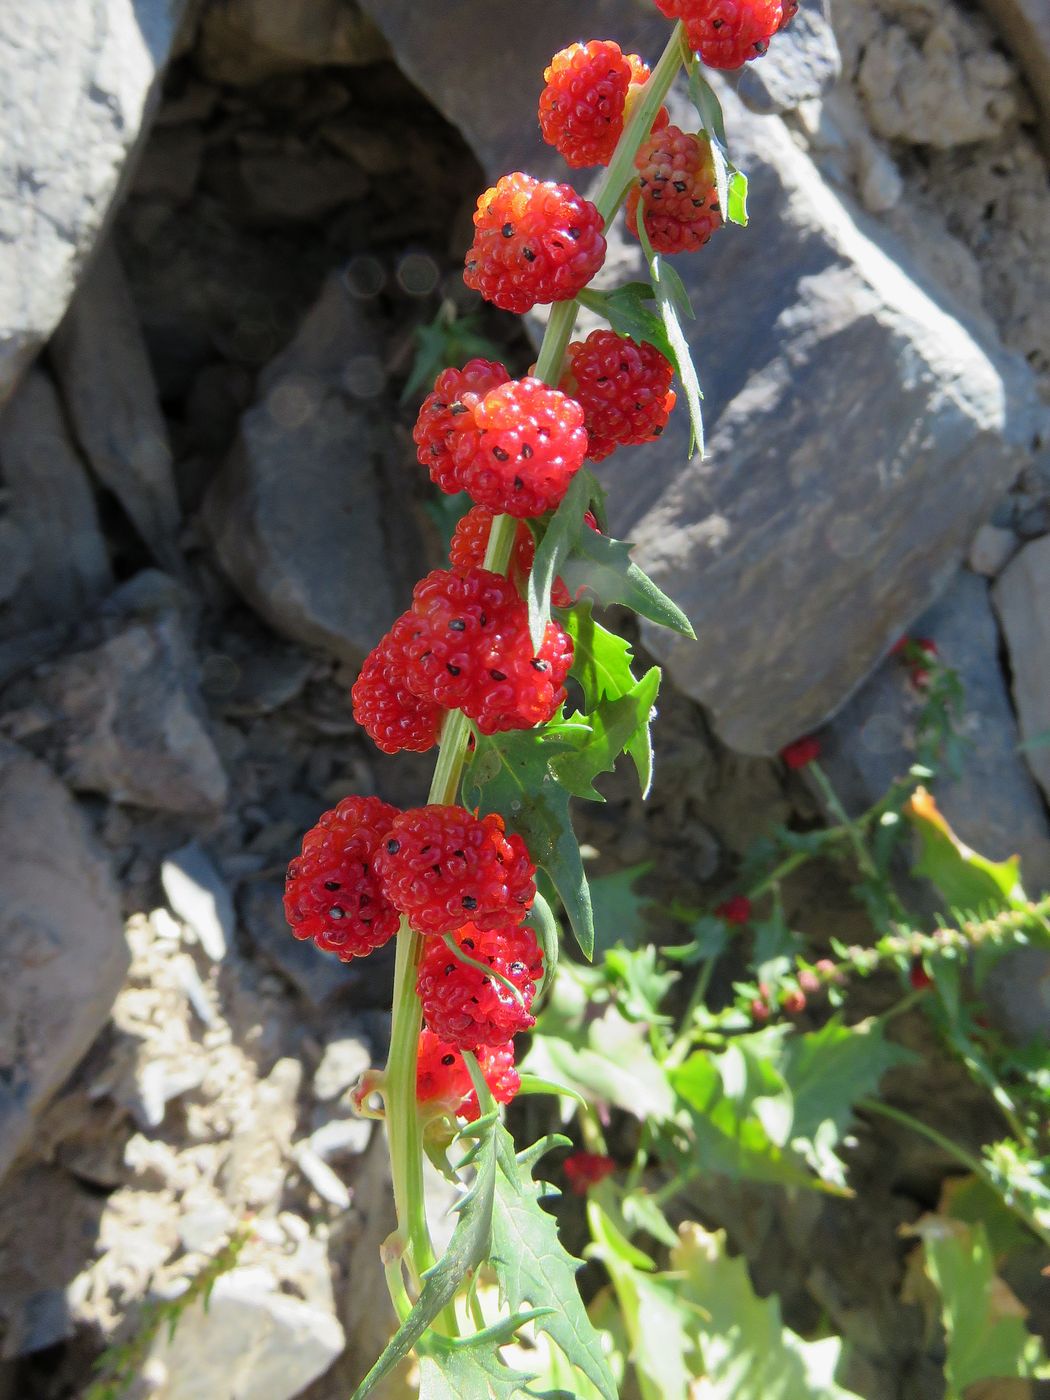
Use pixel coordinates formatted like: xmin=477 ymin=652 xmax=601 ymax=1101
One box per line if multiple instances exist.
xmin=715 ymin=895 xmax=752 ymax=925
xmin=909 ymin=959 xmax=933 ymax=991
xmin=780 ymin=735 xmax=821 ymax=769
xmin=564 ymin=1151 xmax=616 ymax=1194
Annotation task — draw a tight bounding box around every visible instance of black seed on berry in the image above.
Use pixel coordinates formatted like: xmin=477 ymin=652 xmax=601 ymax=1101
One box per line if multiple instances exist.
xmin=673 ymin=181 xmax=687 ymax=192
xmin=441 ymin=1053 xmax=456 ymax=1066
xmin=328 ymin=906 xmax=346 ymax=919
xmin=463 ymin=938 xmax=475 ymax=950
xmin=492 ymin=446 xmax=510 ymax=461
xmin=490 ymin=670 xmax=507 ymax=682
xmin=451 ymin=402 xmax=469 ymax=415
xmin=479 ymin=613 xmax=488 ymax=626
xmin=449 ymin=618 xmax=466 ymax=631
xmin=510 ymin=961 xmax=526 ymax=976
xmin=520 ymin=443 xmax=532 ymax=458
xmin=447 ymin=663 xmax=461 ymax=675
xmin=462 ymin=895 xmax=478 ymax=910
xmin=502 ymin=222 xmax=514 ymax=237
xmin=386 ymin=839 xmax=400 ymax=854
xmin=531 ymin=659 xmax=549 ymax=672
xmin=712 ymin=16 xmax=724 ymax=26
xmin=324 ymin=880 xmax=340 ymax=891
xmin=445 ymin=964 xmax=455 ymax=975
xmin=522 ymin=246 xmax=536 ymax=262
xmin=513 ymin=476 xmax=524 ymax=490
xmin=568 ymin=226 xmax=581 ymax=239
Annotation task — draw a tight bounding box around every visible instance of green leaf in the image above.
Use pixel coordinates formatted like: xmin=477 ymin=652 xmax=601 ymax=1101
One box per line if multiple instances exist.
xmin=588 ymin=1204 xmax=695 ymax=1400
xmin=528 ymin=890 xmax=560 ymax=1000
xmin=559 ymin=528 xmax=694 ymax=638
xmin=528 ymin=470 xmax=602 ymax=651
xmin=588 ymin=863 xmax=654 ymax=956
xmin=418 ymin=1332 xmax=544 ymax=1400
xmin=555 ymin=672 xmax=660 ymax=802
xmin=351 ymin=1123 xmax=498 ymax=1400
xmin=564 ymin=604 xmax=655 ymax=796
xmin=633 ymin=213 xmax=705 ymax=458
xmin=727 ymin=169 xmax=749 ymax=227
xmin=686 ymin=65 xmax=728 ymax=147
xmin=603 ymin=944 xmax=677 ymax=1024
xmin=463 ymin=726 xmax=594 ymax=960
xmin=576 ymin=284 xmax=676 ymax=363
xmin=774 ymin=1016 xmax=914 ymax=1187
xmin=673 ymin=1222 xmax=864 ymax=1399
xmin=524 ymin=1007 xmax=675 ymax=1122
xmin=906 ymin=1217 xmax=1049 ymax=1398
xmin=490 ymin=1126 xmax=618 ymax=1400
xmin=620 ymin=1192 xmax=680 ymax=1250
xmin=515 ymin=1073 xmax=590 ymax=1111
xmin=905 ymin=787 xmax=1027 ymax=912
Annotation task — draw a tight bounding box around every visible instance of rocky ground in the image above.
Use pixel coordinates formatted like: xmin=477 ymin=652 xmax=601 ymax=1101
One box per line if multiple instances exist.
xmin=0 ymin=0 xmax=1048 ymax=1396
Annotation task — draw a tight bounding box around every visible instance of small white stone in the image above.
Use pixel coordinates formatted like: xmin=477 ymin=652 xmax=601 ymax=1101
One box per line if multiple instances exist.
xmin=293 ymin=1144 xmax=352 ymax=1211
xmin=968 ymin=523 xmax=1017 ymax=577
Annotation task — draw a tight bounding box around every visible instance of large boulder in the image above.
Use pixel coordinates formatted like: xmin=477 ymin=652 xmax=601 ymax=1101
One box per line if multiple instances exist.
xmin=992 ymin=536 xmax=1050 ymax=809
xmin=358 ymin=0 xmax=1044 ymax=754
xmin=0 ymin=740 xmax=127 ymax=1179
xmin=0 ymin=0 xmax=193 ymax=403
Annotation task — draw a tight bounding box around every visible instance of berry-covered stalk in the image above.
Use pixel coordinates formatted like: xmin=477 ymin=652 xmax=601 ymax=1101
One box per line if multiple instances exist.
xmin=286 ymin=1 xmax=798 ymax=1390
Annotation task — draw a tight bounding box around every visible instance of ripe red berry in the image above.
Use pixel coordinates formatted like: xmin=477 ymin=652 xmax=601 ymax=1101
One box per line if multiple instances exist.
xmin=452 ymin=378 xmax=588 ymax=518
xmin=626 ymin=126 xmax=722 ymax=255
xmin=563 ymin=1151 xmax=616 ymax=1194
xmin=284 ymin=795 xmax=402 ymax=959
xmin=376 ymin=804 xmax=536 ymax=936
xmin=402 ymin=568 xmax=573 ymax=734
xmin=715 ymin=895 xmax=752 ymax=925
xmin=352 ymin=616 xmax=444 ymax=755
xmin=417 ymin=920 xmax=544 ymax=1049
xmin=780 ymin=735 xmax=821 ymax=769
xmin=798 ymin=969 xmax=820 ymax=994
xmin=652 ymin=0 xmax=785 ymax=69
xmin=416 ymin=1030 xmax=520 ymax=1122
xmin=560 ymin=331 xmax=676 ymax=462
xmin=782 ymin=989 xmax=807 ymax=1015
xmin=464 ymin=172 xmax=606 ymax=314
xmin=540 ymin=40 xmax=660 ymax=169
xmin=750 ymin=997 xmax=771 ymax=1023
xmin=778 ymin=0 xmax=798 ymax=27
xmin=413 ymin=359 xmax=510 ymax=494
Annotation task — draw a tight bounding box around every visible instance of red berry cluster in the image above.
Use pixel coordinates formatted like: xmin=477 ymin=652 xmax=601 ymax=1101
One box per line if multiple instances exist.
xmin=288 ymin=4 xmax=785 ymax=1132
xmin=653 ymin=0 xmax=791 ymax=69
xmin=539 ymin=41 xmax=668 ymax=168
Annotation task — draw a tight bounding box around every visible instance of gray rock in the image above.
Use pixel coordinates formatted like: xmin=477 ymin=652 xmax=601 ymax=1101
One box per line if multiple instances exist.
xmin=992 ymin=536 xmax=1050 ymax=808
xmin=148 ymin=1267 xmax=344 ymax=1400
xmin=0 ymin=0 xmax=191 ymax=402
xmin=239 ymin=882 xmax=388 ymax=1011
xmin=0 ymin=741 xmax=127 ymax=1179
xmin=203 ymin=273 xmax=411 ymax=662
xmin=199 ymin=0 xmax=388 ymax=85
xmin=312 ymin=1033 xmax=372 ymax=1103
xmin=977 ymin=0 xmax=1050 ymax=148
xmin=50 ymin=243 xmax=182 ymax=573
xmin=738 ymin=0 xmax=841 ymax=116
xmin=161 ymin=842 xmax=235 ymax=961
xmin=32 ymin=615 xmax=228 ymax=814
xmin=359 ymin=0 xmax=1044 ymax=754
xmin=0 ymin=368 xmax=112 ymax=630
xmin=819 ymin=570 xmax=1050 ymax=895
xmin=967 ymin=523 xmax=1018 ymax=578
xmin=309 ymin=1116 xmax=372 ymax=1160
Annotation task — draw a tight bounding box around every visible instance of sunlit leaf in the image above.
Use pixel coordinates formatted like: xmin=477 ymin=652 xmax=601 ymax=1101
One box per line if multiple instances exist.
xmin=905 ymin=787 xmax=1026 ymax=912
xmin=559 ymin=528 xmax=695 ymax=637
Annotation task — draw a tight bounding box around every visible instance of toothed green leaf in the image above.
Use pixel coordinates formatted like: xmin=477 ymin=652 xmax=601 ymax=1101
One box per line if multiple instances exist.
xmin=564 ymin=603 xmax=656 ymax=795
xmin=559 ymin=530 xmax=694 ymax=638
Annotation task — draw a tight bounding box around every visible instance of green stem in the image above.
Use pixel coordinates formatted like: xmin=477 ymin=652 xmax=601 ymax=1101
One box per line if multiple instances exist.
xmin=858 ymin=1097 xmax=1050 ymax=1249
xmin=381 ymin=16 xmax=688 ymax=1324
xmin=666 ymin=957 xmax=716 ymax=1067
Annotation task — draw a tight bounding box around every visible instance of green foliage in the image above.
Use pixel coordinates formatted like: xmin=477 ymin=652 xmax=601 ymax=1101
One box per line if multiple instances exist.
xmin=634 ymin=214 xmax=706 ymax=457
xmin=564 ymin=604 xmax=656 ymax=796
xmin=352 ymin=1127 xmax=499 ymax=1400
xmin=558 ymin=527 xmax=695 ymax=637
xmin=575 ymin=283 xmax=681 ymax=370
xmin=418 ymin=1320 xmax=552 ymax=1400
xmin=686 ymin=65 xmax=750 ymax=228
xmin=672 ymin=1222 xmax=863 ymax=1399
xmin=527 ymin=470 xmax=604 ymax=650
xmin=905 ymin=786 xmax=1026 ymax=912
xmin=587 ymin=863 xmax=654 ymax=955
xmin=401 ymin=301 xmax=505 ymax=405
xmin=490 ymin=1126 xmax=618 ymax=1400
xmin=907 ymin=1218 xmax=1049 ymax=1399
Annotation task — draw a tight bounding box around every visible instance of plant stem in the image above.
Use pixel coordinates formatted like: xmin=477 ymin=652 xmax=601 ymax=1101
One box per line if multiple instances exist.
xmin=381 ymin=18 xmax=688 ymax=1318
xmin=858 ymin=1097 xmax=1050 ymax=1249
